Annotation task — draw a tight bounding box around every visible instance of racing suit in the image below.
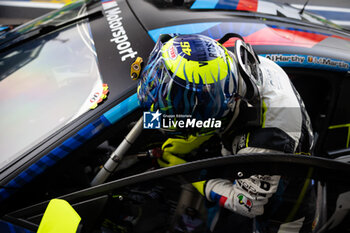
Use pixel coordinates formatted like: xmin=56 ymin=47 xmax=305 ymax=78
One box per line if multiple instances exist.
xmin=203 ymin=57 xmax=315 ymax=233
xmin=159 ymin=57 xmax=314 ymax=233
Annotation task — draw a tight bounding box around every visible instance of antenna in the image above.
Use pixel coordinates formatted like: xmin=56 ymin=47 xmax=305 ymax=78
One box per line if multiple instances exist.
xmin=299 ymin=0 xmax=310 ymax=15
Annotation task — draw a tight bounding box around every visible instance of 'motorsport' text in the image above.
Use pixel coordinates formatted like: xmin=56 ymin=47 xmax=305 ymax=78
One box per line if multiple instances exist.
xmin=102 ymin=0 xmax=137 ymax=61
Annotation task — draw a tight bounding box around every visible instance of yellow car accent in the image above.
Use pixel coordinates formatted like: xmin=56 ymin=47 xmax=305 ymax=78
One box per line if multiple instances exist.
xmin=37 ymin=199 xmax=81 ymax=233
xmin=285 ymin=168 xmax=313 ymax=222
xmin=328 ymin=123 xmax=350 ymax=148
xmin=246 ymin=132 xmax=250 ymax=148
xmin=130 ymin=57 xmax=144 ymax=80
xmin=192 ymin=181 xmax=206 ymax=196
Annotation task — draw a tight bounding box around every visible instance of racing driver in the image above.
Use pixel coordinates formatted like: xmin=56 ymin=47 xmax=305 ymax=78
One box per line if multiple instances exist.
xmin=137 ymin=34 xmax=315 ymax=233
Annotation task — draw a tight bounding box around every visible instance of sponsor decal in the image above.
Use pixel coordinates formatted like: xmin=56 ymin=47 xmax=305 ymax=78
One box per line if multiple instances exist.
xmin=256 ymin=175 xmax=272 ymax=181
xmin=265 ymin=54 xmax=305 ymax=63
xmin=168 ymin=45 xmax=178 ymax=60
xmin=237 ymin=180 xmax=267 ymax=198
xmin=237 ymin=193 xmax=252 ymax=211
xmin=143 ymin=111 xmax=222 ymax=129
xmin=89 ymin=84 xmax=109 ymax=109
xmin=307 ymin=56 xmax=349 ymax=69
xmin=263 ymin=54 xmax=350 ymax=72
xmin=90 ymin=92 xmax=100 ymax=103
xmin=101 ymin=0 xmax=137 ymax=61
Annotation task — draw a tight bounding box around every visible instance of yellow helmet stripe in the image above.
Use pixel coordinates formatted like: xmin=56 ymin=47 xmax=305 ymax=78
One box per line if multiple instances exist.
xmin=161 ymin=38 xmax=233 ymax=84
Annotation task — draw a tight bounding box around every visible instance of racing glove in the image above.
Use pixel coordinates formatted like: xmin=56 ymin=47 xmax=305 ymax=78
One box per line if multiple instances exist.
xmin=200 ymin=147 xmax=282 ymax=218
xmin=157 ymin=135 xmax=212 ymax=167
xmin=204 ymin=175 xmax=280 ymax=218
xmin=157 ymin=150 xmax=187 ymax=168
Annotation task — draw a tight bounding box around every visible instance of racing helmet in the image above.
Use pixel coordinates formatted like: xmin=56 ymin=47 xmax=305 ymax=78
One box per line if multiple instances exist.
xmin=137 ymin=34 xmax=261 ymax=135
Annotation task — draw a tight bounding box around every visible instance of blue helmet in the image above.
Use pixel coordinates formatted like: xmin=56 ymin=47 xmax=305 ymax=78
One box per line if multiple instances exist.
xmin=138 ymin=34 xmax=261 ymax=135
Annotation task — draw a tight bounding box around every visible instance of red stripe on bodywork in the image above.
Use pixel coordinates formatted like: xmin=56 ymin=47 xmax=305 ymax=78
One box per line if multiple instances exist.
xmin=219 ymin=196 xmax=228 ymax=206
xmin=332 ymin=35 xmax=350 ymax=41
xmin=222 ymin=27 xmax=328 ymax=48
xmin=246 ymin=28 xmax=328 ymax=48
xmin=236 ymin=0 xmax=258 ymax=12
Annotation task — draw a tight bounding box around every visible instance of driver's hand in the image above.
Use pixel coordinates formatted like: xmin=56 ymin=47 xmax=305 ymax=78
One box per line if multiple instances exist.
xmin=157 ymin=135 xmax=212 ymax=167
xmin=161 ymin=135 xmax=212 ymax=156
xmin=205 ymin=175 xmax=280 ymax=218
xmin=157 ymin=150 xmax=187 ymax=168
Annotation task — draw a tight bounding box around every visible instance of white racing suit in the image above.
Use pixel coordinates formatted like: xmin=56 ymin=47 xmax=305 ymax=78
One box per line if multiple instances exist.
xmin=203 ymin=57 xmax=314 ymax=233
